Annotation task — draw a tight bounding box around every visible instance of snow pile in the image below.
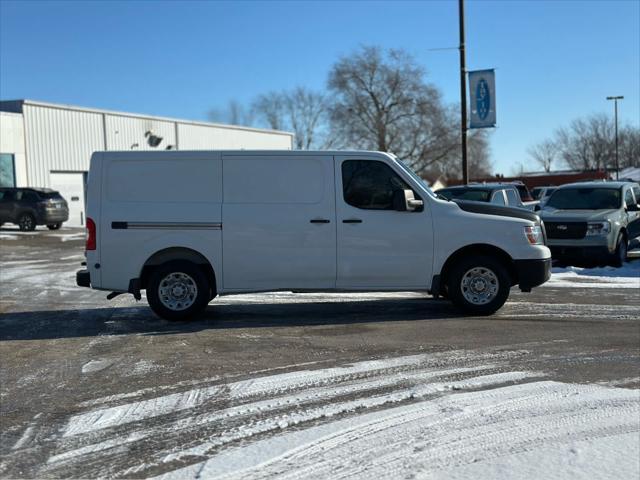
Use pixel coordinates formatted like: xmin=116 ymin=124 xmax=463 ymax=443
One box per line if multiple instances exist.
xmin=547 ymin=262 xmax=640 ymax=289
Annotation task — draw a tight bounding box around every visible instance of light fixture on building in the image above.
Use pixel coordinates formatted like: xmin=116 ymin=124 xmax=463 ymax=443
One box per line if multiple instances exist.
xmin=145 ymin=130 xmax=163 ymax=148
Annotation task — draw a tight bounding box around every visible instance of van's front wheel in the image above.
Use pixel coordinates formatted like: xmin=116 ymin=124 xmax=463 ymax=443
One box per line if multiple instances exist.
xmin=147 ymin=261 xmax=210 ymax=321
xmin=447 ymin=255 xmax=510 ymax=315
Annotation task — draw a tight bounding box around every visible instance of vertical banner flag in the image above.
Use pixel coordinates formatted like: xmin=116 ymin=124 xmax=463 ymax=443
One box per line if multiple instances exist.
xmin=469 ymin=69 xmax=496 ymax=128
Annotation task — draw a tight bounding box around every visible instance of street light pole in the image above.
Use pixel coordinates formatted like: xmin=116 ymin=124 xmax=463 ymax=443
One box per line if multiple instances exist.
xmin=459 ymin=0 xmax=468 ymax=184
xmin=606 ymin=95 xmax=623 ymax=180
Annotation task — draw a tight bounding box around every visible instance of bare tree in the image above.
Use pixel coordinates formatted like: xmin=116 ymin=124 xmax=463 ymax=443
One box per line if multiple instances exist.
xmin=285 ymin=88 xmax=330 ymax=149
xmin=327 ymin=46 xmax=472 ymax=177
xmin=619 ymin=126 xmax=640 ymax=169
xmin=527 ymin=139 xmax=558 ymax=172
xmin=208 ymin=99 xmax=254 ymax=126
xmin=252 ymin=92 xmax=285 ymax=131
xmin=555 ymin=114 xmax=614 ymax=170
xmin=536 ymin=113 xmax=640 ymax=172
xmin=467 ymin=129 xmax=493 ymax=179
xmin=253 ymin=87 xmax=331 ymax=149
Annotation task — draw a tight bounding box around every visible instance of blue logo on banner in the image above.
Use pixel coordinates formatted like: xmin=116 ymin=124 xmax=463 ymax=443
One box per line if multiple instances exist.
xmin=476 ymin=79 xmax=490 ymax=121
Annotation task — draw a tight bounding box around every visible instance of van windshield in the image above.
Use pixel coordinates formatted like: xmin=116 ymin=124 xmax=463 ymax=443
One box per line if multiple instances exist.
xmin=546 ymin=187 xmax=621 ymax=210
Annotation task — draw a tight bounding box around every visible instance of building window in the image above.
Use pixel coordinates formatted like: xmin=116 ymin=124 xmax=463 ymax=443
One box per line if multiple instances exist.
xmin=0 ymin=154 xmax=16 ymax=187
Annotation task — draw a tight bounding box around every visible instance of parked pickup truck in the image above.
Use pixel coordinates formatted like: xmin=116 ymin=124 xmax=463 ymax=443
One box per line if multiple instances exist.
xmin=76 ymin=150 xmax=551 ymax=320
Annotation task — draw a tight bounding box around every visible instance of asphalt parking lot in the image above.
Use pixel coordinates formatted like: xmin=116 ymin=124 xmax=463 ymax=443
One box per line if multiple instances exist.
xmin=1 ymin=227 xmax=639 ymax=479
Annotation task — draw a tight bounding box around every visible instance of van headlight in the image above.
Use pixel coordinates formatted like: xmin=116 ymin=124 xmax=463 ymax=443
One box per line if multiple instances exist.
xmin=524 ymin=225 xmax=544 ymax=245
xmin=586 ymin=221 xmax=611 ymax=236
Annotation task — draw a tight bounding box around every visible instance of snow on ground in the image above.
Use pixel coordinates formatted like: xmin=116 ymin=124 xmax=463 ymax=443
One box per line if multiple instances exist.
xmin=153 ymin=382 xmax=639 ymax=480
xmin=32 ymin=349 xmax=639 ymax=479
xmin=547 ymin=261 xmax=640 ymax=289
xmin=0 ymin=226 xmax=84 ymax=241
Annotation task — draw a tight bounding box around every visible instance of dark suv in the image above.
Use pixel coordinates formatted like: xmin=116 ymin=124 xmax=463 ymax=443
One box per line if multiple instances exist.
xmin=0 ymin=188 xmax=69 ymax=231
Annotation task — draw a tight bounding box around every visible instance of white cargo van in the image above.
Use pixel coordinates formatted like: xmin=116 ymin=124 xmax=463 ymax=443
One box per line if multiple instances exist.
xmin=76 ymin=151 xmax=551 ymax=320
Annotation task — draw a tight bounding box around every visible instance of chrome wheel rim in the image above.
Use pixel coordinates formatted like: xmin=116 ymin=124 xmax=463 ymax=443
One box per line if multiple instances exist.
xmin=158 ymin=272 xmax=198 ymax=311
xmin=461 ymin=267 xmax=499 ymax=305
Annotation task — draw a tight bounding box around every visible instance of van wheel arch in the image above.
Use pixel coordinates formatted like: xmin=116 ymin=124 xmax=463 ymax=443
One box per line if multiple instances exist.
xmin=438 ymin=244 xmax=516 ymax=294
xmin=140 ymin=247 xmax=217 ymax=298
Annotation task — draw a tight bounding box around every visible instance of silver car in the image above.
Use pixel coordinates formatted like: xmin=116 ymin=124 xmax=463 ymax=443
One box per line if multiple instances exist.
xmin=540 ymin=181 xmax=640 ymax=266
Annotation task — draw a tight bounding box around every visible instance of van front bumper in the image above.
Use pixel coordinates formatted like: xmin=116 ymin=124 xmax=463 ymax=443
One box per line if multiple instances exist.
xmin=76 ymin=269 xmax=91 ymax=288
xmin=514 ymin=258 xmax=552 ymax=291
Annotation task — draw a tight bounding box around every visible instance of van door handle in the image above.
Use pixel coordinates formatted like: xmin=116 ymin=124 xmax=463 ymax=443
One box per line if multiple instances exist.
xmin=310 ymin=219 xmax=330 ymax=224
xmin=342 ymin=219 xmax=362 ymax=224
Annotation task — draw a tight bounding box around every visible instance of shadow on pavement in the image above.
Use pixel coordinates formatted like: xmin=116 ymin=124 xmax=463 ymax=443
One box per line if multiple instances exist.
xmin=0 ymin=297 xmax=460 ymax=341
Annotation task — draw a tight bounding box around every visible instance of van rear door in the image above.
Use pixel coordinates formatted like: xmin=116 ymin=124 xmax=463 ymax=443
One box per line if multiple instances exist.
xmin=222 ymin=154 xmax=336 ymax=291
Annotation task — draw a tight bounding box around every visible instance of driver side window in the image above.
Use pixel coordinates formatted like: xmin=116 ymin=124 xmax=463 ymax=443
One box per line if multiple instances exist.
xmin=342 ymin=160 xmax=411 ymax=210
xmin=624 ymin=188 xmax=635 ymax=207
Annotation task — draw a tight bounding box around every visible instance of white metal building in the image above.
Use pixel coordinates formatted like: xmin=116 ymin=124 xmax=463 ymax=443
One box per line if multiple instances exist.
xmin=0 ymin=100 xmax=293 ymax=226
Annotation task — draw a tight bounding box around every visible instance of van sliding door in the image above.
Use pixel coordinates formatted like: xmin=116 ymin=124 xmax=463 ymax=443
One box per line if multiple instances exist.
xmin=222 ymin=154 xmax=337 ymax=291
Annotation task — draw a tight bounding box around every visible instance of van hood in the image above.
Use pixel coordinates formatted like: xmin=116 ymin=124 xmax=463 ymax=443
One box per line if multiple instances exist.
xmin=453 ymin=200 xmax=540 ymax=224
xmin=540 ymin=208 xmax=618 ymax=223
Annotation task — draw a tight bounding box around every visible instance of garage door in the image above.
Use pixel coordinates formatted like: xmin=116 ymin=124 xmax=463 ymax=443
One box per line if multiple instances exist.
xmin=50 ymin=172 xmax=86 ymax=227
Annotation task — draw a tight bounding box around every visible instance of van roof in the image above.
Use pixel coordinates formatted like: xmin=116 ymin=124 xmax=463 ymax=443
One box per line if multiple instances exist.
xmin=95 ymin=150 xmax=397 ymax=161
xmin=97 ymin=149 xmax=391 ymax=156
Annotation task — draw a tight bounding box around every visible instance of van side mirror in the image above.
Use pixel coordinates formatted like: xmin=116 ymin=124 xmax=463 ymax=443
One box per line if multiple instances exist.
xmin=393 ymin=189 xmax=423 ymax=212
xmin=626 ymin=203 xmax=640 ymax=212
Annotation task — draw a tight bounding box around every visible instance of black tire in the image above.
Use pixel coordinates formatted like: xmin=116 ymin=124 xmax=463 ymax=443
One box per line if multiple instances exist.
xmin=18 ymin=213 xmax=36 ymax=231
xmin=611 ymin=233 xmax=628 ymax=268
xmin=47 ymin=223 xmax=62 ymax=230
xmin=447 ymin=255 xmax=511 ymax=315
xmin=146 ymin=260 xmax=210 ymax=321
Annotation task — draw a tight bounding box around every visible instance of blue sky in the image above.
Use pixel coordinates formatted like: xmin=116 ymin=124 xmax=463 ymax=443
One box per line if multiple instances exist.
xmin=1 ymin=0 xmax=638 ymax=175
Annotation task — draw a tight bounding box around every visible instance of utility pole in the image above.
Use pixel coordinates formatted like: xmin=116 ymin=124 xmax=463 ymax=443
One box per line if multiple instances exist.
xmin=459 ymin=0 xmax=468 ymax=184
xmin=606 ymin=96 xmax=623 ymax=180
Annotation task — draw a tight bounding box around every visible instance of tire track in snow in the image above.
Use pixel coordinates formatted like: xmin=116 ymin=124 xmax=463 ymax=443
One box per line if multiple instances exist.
xmin=61 ymin=349 xmax=525 ymax=438
xmin=48 ymin=365 xmax=496 ymax=464
xmin=503 ymin=302 xmax=640 ymax=320
xmin=155 ymin=382 xmax=639 ymax=480
xmin=28 ymin=347 xmax=638 ymax=479
xmin=39 ymin=349 xmax=528 ymax=477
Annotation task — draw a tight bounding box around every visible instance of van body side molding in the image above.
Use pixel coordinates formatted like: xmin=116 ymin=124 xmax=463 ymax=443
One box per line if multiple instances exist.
xmin=111 ymin=221 xmax=222 ymax=230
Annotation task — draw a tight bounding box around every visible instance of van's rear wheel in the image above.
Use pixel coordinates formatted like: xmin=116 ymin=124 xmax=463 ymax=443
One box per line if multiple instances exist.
xmin=147 ymin=261 xmax=209 ymax=321
xmin=47 ymin=223 xmax=62 ymax=230
xmin=447 ymin=255 xmax=510 ymax=315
